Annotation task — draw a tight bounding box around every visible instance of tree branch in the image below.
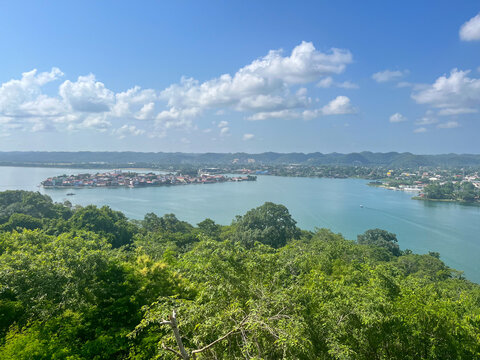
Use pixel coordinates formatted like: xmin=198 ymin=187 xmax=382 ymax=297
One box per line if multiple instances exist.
xmin=170 ymin=309 xmax=190 ymax=359
xmin=162 ymin=344 xmax=183 ymax=359
xmin=191 ymin=316 xmax=248 ymax=356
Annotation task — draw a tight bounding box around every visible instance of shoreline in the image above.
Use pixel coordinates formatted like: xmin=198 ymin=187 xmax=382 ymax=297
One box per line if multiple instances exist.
xmin=412 ymin=196 xmax=480 ymax=206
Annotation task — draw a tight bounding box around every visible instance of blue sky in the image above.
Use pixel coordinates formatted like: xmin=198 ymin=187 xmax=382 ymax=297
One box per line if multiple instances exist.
xmin=0 ymin=0 xmax=479 ymax=154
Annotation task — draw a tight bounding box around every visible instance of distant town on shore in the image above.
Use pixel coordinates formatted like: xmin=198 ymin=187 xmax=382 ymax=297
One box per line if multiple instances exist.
xmin=41 ymin=170 xmax=256 ymax=189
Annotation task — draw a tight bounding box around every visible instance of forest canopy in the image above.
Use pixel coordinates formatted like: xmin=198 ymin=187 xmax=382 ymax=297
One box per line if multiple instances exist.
xmin=0 ymin=190 xmax=478 ymax=359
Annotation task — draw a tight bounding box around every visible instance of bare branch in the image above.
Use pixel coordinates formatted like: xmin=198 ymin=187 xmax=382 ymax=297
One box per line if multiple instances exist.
xmin=170 ymin=309 xmax=190 ymax=359
xmin=192 ymin=317 xmax=248 ymax=356
xmin=192 ymin=328 xmax=239 ymax=355
xmin=162 ymin=343 xmax=183 ymax=359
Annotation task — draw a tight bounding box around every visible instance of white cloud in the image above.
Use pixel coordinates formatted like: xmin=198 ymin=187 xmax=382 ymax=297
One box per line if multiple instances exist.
xmin=59 ymin=74 xmax=114 ymax=113
xmin=218 ymin=120 xmax=229 ymax=128
xmin=135 ymin=102 xmax=155 ymax=120
xmin=414 ymin=127 xmax=427 ymax=133
xmin=242 ymin=133 xmax=255 ymax=141
xmin=155 ymin=107 xmax=200 ymax=131
xmin=31 ymin=120 xmax=55 ymax=132
xmin=372 ymin=69 xmax=408 ymax=83
xmin=0 ymin=42 xmax=356 ymax=137
xmin=389 ymin=112 xmax=407 ymax=123
xmin=248 ymin=95 xmax=355 ymax=121
xmin=159 ymin=41 xmax=352 ymax=124
xmin=411 ymin=69 xmax=480 ymax=113
xmin=437 ymin=107 xmax=477 ymax=116
xmin=415 ymin=111 xmax=438 ymax=125
xmin=241 ymin=41 xmax=352 ymax=84
xmin=113 ymin=124 xmax=146 ymax=139
xmin=460 ymin=13 xmax=480 ymax=41
xmin=317 ymin=76 xmax=358 ymax=89
xmin=247 ymin=109 xmax=299 ymax=121
xmin=0 ymin=68 xmax=63 ymax=116
xmin=0 ymin=68 xmax=163 ymax=135
xmin=219 ymin=126 xmax=230 ymax=136
xmin=317 ymin=77 xmax=334 ymax=88
xmin=320 ymin=96 xmax=356 ymax=115
xmin=337 ymin=81 xmax=359 ymax=89
xmin=437 ymin=121 xmax=459 ymax=129
xmin=75 ymin=114 xmax=111 ymax=131
xmin=111 ymin=86 xmax=157 ymax=118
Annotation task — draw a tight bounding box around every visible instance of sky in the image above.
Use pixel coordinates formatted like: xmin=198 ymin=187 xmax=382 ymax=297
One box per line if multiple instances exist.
xmin=0 ymin=0 xmax=479 ymax=154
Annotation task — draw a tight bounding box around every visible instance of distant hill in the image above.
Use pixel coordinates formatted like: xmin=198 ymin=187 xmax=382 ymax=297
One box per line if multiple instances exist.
xmin=0 ymin=151 xmax=480 ymax=168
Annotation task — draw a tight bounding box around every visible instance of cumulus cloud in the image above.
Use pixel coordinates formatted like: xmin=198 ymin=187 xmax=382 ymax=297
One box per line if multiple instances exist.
xmin=437 ymin=121 xmax=460 ymax=129
xmin=372 ymin=69 xmax=409 ymax=83
xmin=0 ymin=42 xmax=356 ymax=138
xmin=413 ymin=127 xmax=427 ymax=133
xmin=113 ymin=124 xmax=146 ymax=139
xmin=0 ymin=67 xmax=161 ymax=134
xmin=320 ymin=96 xmax=356 ymax=115
xmin=160 ymin=41 xmax=353 ymax=122
xmin=0 ymin=68 xmax=63 ymax=116
xmin=59 ymin=74 xmax=114 ymax=113
xmin=242 ymin=133 xmax=255 ymax=141
xmin=389 ymin=112 xmax=407 ymax=123
xmin=248 ymin=96 xmax=355 ymax=120
xmin=411 ymin=69 xmax=480 ymax=113
xmin=219 ymin=127 xmax=230 ymax=136
xmin=247 ymin=109 xmax=299 ymax=121
xmin=460 ymin=13 xmax=480 ymax=41
xmin=317 ymin=76 xmax=358 ymax=89
xmin=135 ymin=102 xmax=156 ymax=120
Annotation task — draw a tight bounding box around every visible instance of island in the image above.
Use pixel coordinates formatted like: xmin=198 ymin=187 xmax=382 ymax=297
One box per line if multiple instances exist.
xmin=41 ymin=171 xmax=256 ymax=188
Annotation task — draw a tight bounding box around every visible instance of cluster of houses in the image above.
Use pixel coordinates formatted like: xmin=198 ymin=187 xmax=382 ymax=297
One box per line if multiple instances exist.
xmin=41 ymin=171 xmax=256 ymax=188
xmin=382 ymin=169 xmax=480 ymax=192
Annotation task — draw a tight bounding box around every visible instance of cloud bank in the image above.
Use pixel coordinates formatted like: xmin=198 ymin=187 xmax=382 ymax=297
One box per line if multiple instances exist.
xmin=0 ymin=42 xmax=356 ymax=138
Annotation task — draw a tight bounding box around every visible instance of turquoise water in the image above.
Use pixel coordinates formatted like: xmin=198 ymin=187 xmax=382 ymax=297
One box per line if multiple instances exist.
xmin=1 ymin=166 xmax=479 ymax=282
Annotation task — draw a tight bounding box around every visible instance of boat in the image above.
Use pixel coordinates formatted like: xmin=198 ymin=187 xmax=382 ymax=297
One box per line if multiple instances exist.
xmin=360 ymin=205 xmax=364 ymax=208
xmin=66 ymin=193 xmax=75 ymax=196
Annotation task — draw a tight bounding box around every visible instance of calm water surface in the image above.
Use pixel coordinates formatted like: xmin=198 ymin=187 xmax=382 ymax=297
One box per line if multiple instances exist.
xmin=1 ymin=166 xmax=479 ymax=282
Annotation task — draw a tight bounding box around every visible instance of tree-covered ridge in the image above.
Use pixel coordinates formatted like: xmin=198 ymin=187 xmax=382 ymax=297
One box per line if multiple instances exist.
xmin=0 ymin=191 xmax=478 ymax=359
xmin=1 ymin=151 xmax=480 ymax=167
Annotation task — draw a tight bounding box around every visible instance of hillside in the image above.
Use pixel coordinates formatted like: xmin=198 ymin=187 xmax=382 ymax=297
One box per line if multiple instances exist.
xmin=0 ymin=191 xmax=478 ymax=359
xmin=1 ymin=151 xmax=480 ymax=167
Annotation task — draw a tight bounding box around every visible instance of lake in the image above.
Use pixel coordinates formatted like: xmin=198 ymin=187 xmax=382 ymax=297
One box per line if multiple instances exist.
xmin=1 ymin=166 xmax=479 ymax=282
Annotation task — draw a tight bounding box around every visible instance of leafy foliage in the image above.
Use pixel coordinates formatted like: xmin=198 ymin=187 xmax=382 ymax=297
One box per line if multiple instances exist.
xmin=0 ymin=191 xmax=479 ymax=359
xmin=233 ymin=202 xmax=300 ymax=248
xmin=357 ymin=228 xmax=402 ymax=256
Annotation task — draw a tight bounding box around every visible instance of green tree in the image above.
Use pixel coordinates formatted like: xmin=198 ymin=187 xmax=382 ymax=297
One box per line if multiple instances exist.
xmin=0 ymin=213 xmax=43 ymax=231
xmin=233 ymin=202 xmax=300 ymax=248
xmin=68 ymin=205 xmax=137 ymax=248
xmin=357 ymin=228 xmax=401 ymax=256
xmin=458 ymin=182 xmax=477 ymax=202
xmin=197 ymin=218 xmax=220 ymax=238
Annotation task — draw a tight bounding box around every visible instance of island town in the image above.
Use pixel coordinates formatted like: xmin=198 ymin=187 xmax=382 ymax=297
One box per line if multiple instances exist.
xmin=41 ymin=171 xmax=256 ymax=188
